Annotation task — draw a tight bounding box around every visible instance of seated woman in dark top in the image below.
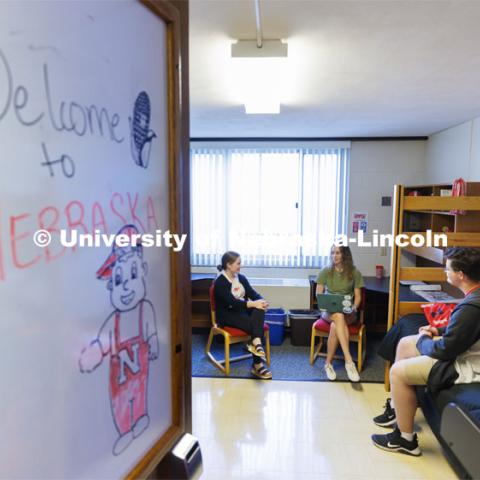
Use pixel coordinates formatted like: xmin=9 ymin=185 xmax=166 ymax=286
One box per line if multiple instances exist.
xmin=214 ymin=251 xmax=272 ymax=380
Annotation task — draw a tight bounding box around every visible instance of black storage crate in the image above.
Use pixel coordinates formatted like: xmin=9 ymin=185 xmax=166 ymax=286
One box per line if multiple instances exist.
xmin=289 ymin=309 xmax=321 ymax=346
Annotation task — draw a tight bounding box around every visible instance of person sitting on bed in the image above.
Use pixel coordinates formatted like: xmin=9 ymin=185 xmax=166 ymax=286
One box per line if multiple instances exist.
xmin=214 ymin=251 xmax=272 ymax=380
xmin=316 ymin=245 xmax=364 ymax=382
xmin=371 ymin=247 xmax=480 ymax=456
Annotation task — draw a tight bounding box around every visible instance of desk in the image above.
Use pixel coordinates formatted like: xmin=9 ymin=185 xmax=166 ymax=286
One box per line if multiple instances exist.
xmin=362 ymin=277 xmax=424 ymax=300
xmin=191 ymin=274 xmax=215 ymax=328
xmin=363 ymin=277 xmax=391 ymax=333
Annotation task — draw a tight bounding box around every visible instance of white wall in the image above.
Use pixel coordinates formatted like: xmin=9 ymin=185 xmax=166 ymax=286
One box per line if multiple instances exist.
xmin=192 ymin=140 xmax=426 ymax=280
xmin=349 ymin=140 xmax=426 ymax=276
xmin=425 ymin=116 xmax=480 ymax=182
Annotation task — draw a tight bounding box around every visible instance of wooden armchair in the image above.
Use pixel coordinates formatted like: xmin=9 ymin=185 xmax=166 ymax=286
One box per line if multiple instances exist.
xmin=205 ymin=284 xmax=271 ymax=375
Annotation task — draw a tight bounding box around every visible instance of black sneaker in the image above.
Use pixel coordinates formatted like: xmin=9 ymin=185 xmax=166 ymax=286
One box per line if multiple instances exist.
xmin=373 ymin=398 xmax=396 ymax=427
xmin=371 ymin=427 xmax=421 ymax=456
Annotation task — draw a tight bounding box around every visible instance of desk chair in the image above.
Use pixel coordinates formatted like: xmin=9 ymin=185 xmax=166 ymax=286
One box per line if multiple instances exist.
xmin=205 ymin=284 xmax=271 ymax=375
xmin=309 ymin=287 xmax=367 ymax=372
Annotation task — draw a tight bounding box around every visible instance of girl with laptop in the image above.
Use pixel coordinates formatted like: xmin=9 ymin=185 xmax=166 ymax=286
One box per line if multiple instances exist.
xmin=316 ymin=245 xmax=364 ymax=382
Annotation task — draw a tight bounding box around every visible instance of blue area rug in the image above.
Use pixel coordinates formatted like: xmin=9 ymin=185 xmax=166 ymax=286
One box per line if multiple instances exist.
xmin=192 ymin=333 xmax=385 ymax=383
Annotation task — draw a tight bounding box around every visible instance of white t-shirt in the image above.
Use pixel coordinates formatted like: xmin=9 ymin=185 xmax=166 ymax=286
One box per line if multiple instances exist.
xmin=222 ymin=271 xmax=246 ymax=300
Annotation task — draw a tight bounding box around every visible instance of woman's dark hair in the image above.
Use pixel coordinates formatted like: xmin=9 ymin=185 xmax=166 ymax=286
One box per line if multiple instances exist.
xmin=445 ymin=247 xmax=480 ymax=282
xmin=329 ymin=245 xmax=355 ymax=280
xmin=217 ymin=251 xmax=241 ymax=272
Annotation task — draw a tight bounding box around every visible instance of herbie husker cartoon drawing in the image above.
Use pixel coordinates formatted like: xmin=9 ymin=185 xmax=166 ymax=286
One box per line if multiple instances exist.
xmin=79 ymin=224 xmax=159 ymax=455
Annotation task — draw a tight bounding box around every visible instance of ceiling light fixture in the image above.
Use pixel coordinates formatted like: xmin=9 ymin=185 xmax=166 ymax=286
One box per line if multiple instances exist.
xmin=231 ymin=0 xmax=288 ymax=115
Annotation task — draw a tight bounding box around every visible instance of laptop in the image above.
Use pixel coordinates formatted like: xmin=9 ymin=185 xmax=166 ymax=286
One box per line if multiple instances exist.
xmin=316 ymin=293 xmax=349 ymax=313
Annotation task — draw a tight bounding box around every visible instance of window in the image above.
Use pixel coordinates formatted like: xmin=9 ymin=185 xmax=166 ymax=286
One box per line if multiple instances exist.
xmin=190 ymin=145 xmax=349 ymax=268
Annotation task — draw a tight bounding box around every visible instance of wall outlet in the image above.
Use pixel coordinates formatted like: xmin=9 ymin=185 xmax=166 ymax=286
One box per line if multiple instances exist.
xmin=380 ymin=246 xmax=387 ymax=256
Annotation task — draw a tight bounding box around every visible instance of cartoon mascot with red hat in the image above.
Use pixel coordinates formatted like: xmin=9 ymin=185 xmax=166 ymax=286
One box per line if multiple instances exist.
xmin=79 ymin=224 xmax=159 ymax=455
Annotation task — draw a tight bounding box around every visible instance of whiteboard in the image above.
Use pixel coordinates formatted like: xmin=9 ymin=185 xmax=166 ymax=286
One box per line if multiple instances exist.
xmin=0 ymin=1 xmax=175 ymax=477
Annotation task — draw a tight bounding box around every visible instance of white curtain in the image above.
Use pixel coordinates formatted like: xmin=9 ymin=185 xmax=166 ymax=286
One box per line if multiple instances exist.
xmin=300 ymin=148 xmax=349 ymax=267
xmin=190 ymin=146 xmax=349 ymax=268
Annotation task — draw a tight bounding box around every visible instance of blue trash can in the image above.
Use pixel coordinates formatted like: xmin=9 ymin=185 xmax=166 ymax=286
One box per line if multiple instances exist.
xmin=265 ymin=308 xmax=287 ymax=345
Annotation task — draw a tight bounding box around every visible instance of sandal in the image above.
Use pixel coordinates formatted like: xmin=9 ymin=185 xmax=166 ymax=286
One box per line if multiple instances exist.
xmin=246 ymin=342 xmax=266 ymax=359
xmin=251 ymin=364 xmax=272 ymax=380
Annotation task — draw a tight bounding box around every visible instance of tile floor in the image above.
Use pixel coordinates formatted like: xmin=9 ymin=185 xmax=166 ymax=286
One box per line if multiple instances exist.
xmin=192 ymin=377 xmax=458 ymax=479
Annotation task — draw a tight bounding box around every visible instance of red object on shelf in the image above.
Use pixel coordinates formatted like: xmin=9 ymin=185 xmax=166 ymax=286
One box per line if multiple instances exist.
xmin=450 ymin=178 xmax=466 ymax=215
xmin=375 ymin=265 xmax=384 ymax=279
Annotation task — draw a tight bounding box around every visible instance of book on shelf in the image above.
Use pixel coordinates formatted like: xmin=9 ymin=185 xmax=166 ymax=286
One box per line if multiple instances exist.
xmin=415 ymin=290 xmax=462 ymax=303
xmin=410 ymin=284 xmax=442 ymax=292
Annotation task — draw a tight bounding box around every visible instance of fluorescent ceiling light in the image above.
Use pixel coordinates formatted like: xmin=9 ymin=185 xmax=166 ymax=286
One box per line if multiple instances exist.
xmin=231 ymin=39 xmax=288 ymax=115
xmin=245 ymin=98 xmax=280 ymax=115
xmin=231 ymin=39 xmax=288 ymax=57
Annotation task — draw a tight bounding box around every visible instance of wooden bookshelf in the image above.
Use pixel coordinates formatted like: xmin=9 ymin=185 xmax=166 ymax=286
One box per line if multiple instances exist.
xmin=402 ymin=182 xmax=480 ymax=265
xmin=385 ymin=183 xmax=480 ymax=389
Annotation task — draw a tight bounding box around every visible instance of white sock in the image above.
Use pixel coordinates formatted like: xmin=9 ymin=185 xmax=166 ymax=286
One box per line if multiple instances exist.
xmin=400 ymin=431 xmax=414 ymax=441
xmin=390 ymin=399 xmax=395 ymax=409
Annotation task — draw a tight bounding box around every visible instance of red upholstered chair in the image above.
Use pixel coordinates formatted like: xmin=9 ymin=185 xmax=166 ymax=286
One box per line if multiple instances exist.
xmin=205 ymin=284 xmax=271 ymax=375
xmin=309 ymin=287 xmax=366 ymax=372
